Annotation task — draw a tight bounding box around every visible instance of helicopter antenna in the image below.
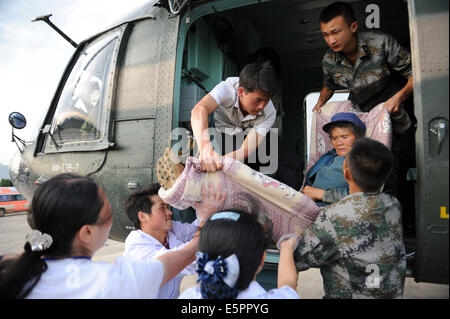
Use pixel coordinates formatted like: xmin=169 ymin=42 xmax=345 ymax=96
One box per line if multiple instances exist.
xmin=31 ymin=14 xmax=78 ymax=48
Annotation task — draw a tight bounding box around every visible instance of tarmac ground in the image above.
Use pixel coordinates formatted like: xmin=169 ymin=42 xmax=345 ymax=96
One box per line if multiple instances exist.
xmin=1 ymin=212 xmax=448 ymax=299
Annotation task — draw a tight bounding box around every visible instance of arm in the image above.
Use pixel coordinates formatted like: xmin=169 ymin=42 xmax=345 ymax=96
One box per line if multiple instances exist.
xmin=384 ymin=33 xmax=413 ymax=113
xmin=155 ymin=235 xmax=198 ymax=287
xmin=225 ymin=100 xmax=276 ymax=162
xmin=302 ymin=185 xmax=349 ymax=204
xmin=224 ymin=129 xmax=264 ymax=162
xmin=277 ymin=235 xmax=300 ymax=290
xmin=384 ymin=77 xmax=413 ymax=113
xmin=313 ymin=86 xmax=335 ymax=113
xmin=154 ymin=183 xmax=226 ymax=284
xmin=301 ymin=185 xmax=325 ymax=201
xmin=294 ymin=215 xmax=341 ymax=271
xmin=314 ymin=51 xmax=344 ymax=113
xmin=193 ymin=181 xmax=226 ymax=224
xmin=191 ymin=94 xmax=223 ymax=172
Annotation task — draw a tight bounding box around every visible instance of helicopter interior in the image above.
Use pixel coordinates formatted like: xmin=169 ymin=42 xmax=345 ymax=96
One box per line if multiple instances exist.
xmin=175 ymin=0 xmax=416 ymax=242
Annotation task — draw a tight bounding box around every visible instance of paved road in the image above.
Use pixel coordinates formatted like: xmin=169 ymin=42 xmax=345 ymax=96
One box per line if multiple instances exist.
xmin=1 ymin=213 xmax=448 ymax=299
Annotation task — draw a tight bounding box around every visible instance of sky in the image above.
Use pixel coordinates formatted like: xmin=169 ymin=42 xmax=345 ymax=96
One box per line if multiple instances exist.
xmin=0 ymin=0 xmax=149 ymax=166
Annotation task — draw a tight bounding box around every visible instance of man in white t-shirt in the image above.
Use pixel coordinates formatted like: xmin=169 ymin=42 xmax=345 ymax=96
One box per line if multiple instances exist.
xmin=190 ymin=62 xmax=278 ymax=172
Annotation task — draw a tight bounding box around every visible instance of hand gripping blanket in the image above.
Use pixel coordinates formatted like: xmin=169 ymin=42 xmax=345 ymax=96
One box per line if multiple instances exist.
xmin=158 ymin=156 xmax=321 ymax=242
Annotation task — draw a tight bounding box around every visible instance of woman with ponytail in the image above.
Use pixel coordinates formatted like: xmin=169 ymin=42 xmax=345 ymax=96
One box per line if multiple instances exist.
xmin=0 ymin=173 xmax=198 ymax=299
xmin=179 ymin=208 xmax=300 ymax=299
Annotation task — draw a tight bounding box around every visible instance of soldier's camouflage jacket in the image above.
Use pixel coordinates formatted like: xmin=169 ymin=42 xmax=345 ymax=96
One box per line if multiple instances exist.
xmin=294 ymin=192 xmax=406 ymax=299
xmin=322 ymin=31 xmax=412 ymax=113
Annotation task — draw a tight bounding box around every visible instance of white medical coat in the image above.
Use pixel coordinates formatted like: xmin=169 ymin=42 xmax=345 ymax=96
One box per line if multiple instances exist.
xmin=123 ymin=220 xmax=199 ymax=298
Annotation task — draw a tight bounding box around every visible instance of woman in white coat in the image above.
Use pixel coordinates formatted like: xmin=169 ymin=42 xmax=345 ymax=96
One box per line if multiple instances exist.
xmin=179 ymin=206 xmax=300 ymax=299
xmin=0 ymin=174 xmax=198 ymax=299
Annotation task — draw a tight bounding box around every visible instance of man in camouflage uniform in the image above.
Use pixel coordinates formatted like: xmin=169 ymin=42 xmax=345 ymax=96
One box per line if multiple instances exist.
xmin=314 ymin=2 xmax=415 ymax=200
xmin=314 ymin=2 xmax=413 ymax=133
xmin=294 ymin=138 xmax=406 ymax=298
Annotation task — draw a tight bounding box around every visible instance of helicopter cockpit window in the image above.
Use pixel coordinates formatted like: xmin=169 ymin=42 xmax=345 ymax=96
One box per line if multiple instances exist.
xmin=47 ymin=31 xmax=120 ymax=146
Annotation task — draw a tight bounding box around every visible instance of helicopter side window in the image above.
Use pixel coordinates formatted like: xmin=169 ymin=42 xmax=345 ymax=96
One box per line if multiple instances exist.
xmin=48 ymin=31 xmax=120 ymax=146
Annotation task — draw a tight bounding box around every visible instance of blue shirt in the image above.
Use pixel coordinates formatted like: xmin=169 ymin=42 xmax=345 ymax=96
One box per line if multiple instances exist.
xmin=305 ymin=149 xmax=349 ymax=206
xmin=312 ymin=155 xmax=346 ymax=190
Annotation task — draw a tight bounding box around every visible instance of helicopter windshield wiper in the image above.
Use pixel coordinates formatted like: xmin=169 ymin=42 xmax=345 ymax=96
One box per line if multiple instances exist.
xmin=42 ymin=124 xmax=62 ymax=149
xmin=31 ymin=14 xmax=78 ymax=48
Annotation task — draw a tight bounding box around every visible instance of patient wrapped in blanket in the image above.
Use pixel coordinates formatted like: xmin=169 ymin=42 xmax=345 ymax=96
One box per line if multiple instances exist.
xmin=158 ymin=155 xmax=320 ymax=242
xmin=157 ymin=100 xmax=392 ymax=242
xmin=306 ymin=100 xmax=392 ymax=175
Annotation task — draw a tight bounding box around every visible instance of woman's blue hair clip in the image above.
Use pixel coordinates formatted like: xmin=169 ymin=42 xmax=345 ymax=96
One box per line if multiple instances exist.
xmin=210 ymin=211 xmax=240 ymax=222
xmin=195 ymin=251 xmax=240 ymax=289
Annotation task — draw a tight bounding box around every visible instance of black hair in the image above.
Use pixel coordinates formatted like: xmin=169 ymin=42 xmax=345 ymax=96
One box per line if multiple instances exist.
xmin=0 ymin=174 xmax=104 ymax=299
xmin=347 ymin=138 xmax=394 ymax=192
xmin=328 ymin=121 xmax=365 ymax=138
xmin=234 ymin=193 xmax=273 ymax=245
xmin=197 ymin=194 xmax=271 ymax=299
xmin=198 ymin=211 xmax=268 ymax=298
xmin=123 ymin=183 xmax=161 ymax=229
xmin=320 ymin=2 xmax=357 ymax=25
xmin=248 ymin=47 xmax=282 ymax=82
xmin=239 ymin=61 xmax=278 ymax=98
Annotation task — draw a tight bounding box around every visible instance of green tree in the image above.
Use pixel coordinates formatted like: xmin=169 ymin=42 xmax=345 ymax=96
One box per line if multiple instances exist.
xmin=1 ymin=179 xmax=13 ymax=187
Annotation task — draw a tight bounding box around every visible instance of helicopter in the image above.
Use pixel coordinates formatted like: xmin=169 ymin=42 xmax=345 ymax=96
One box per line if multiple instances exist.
xmin=8 ymin=0 xmax=448 ymax=286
